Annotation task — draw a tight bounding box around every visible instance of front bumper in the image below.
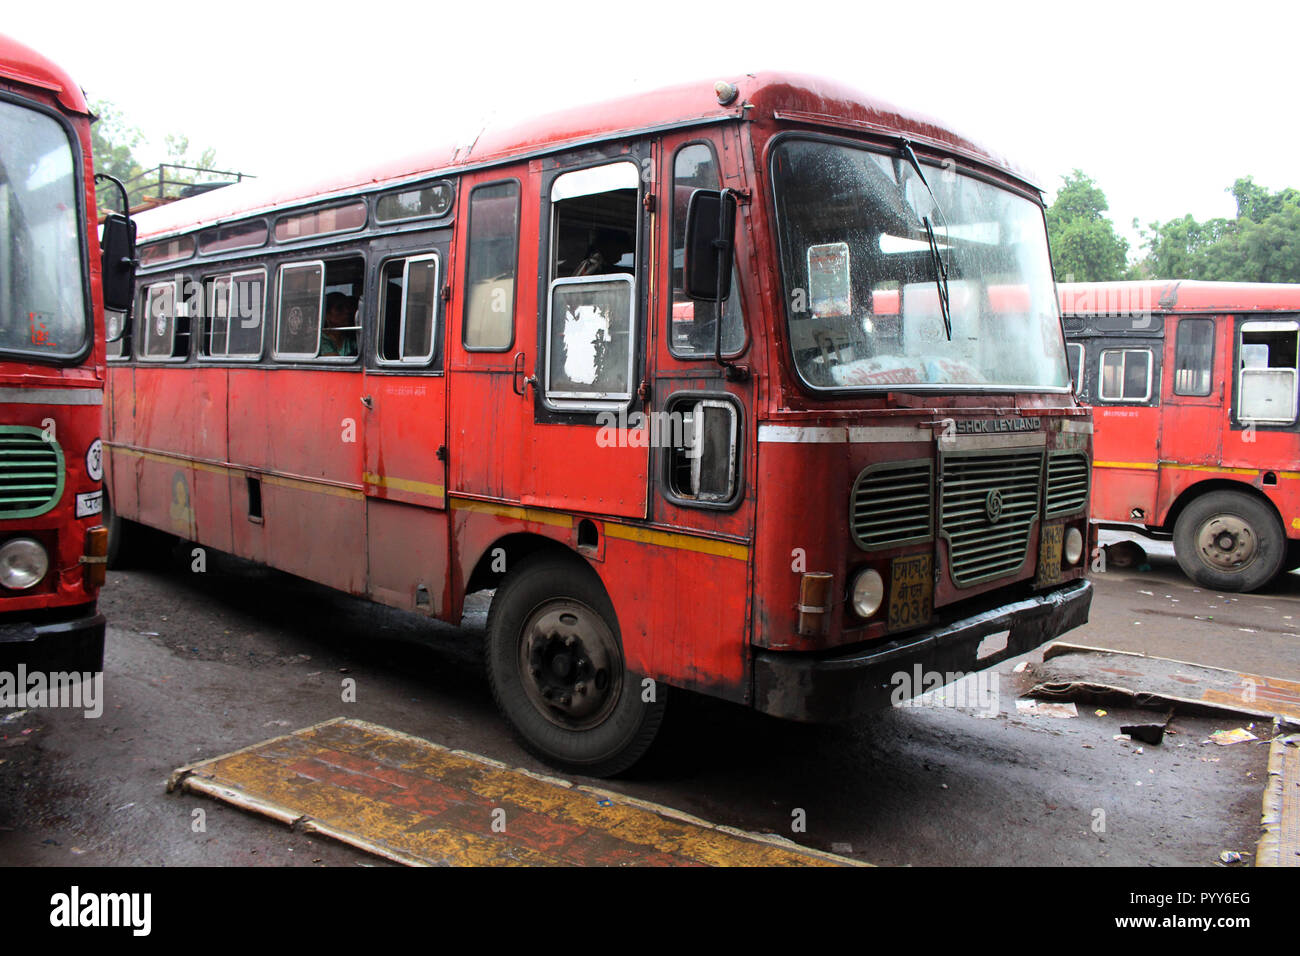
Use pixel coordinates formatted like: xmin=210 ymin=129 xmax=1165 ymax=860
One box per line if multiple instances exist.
xmin=0 ymin=607 xmax=105 ymax=673
xmin=752 ymin=578 xmax=1092 ymax=722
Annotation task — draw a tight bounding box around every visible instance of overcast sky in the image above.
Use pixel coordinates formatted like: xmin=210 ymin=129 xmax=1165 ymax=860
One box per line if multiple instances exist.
xmin=8 ymin=0 xmax=1296 ymax=256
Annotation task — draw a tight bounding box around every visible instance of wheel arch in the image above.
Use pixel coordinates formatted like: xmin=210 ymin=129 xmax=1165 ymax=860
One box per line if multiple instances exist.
xmin=1160 ymin=478 xmax=1284 ymax=535
xmin=463 ymin=532 xmax=596 ymax=597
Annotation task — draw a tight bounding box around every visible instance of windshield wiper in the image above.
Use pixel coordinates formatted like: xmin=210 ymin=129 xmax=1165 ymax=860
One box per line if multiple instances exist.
xmin=899 ymin=138 xmax=952 ymax=341
xmin=922 ymin=215 xmax=952 ymax=341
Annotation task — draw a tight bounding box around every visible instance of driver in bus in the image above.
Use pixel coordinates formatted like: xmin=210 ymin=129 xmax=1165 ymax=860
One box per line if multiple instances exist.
xmin=320 ymin=292 xmax=358 ymax=357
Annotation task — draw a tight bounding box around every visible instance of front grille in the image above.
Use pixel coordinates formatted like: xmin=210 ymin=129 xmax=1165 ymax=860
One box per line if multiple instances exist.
xmin=1046 ymin=452 xmax=1089 ymax=517
xmin=0 ymin=427 xmax=65 ymax=517
xmin=850 ymin=459 xmax=933 ymax=550
xmin=941 ymin=449 xmax=1042 ymax=586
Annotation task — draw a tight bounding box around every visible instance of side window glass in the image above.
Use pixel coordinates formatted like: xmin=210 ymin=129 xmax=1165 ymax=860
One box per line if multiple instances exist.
xmin=1239 ymin=320 xmax=1298 ymax=424
xmin=670 ymin=143 xmax=744 ymax=357
xmin=1099 ymin=348 xmax=1152 ymax=402
xmin=545 ymin=162 xmax=638 ymax=408
xmin=203 ymin=270 xmax=265 ymax=359
xmin=1066 ymin=342 xmax=1084 ymax=395
xmin=1172 ymin=317 xmax=1214 ymax=396
xmin=140 ymin=279 xmax=188 ymax=360
xmin=378 ymin=254 xmax=439 ymax=364
xmin=464 ymin=181 xmax=519 ymax=350
xmin=275 ymin=262 xmax=323 ymax=358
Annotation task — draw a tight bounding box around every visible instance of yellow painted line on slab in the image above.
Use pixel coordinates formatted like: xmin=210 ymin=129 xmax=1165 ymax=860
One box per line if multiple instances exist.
xmin=604 ymin=521 xmax=749 ymax=562
xmin=362 ymin=472 xmax=445 ymax=498
xmin=1257 ymin=729 xmax=1300 ymax=868
xmin=169 ymin=718 xmax=860 ymax=867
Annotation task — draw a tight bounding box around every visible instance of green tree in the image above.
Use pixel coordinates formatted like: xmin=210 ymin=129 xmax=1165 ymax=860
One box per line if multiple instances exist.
xmin=90 ymin=99 xmax=221 ymax=214
xmin=1045 ymin=170 xmax=1130 ymax=281
xmin=1139 ymin=177 xmax=1300 ymax=282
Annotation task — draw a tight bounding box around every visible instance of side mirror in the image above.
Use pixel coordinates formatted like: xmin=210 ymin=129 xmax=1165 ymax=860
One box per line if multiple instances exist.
xmin=684 ymin=189 xmax=736 ymax=302
xmin=100 ymin=213 xmax=137 ymax=313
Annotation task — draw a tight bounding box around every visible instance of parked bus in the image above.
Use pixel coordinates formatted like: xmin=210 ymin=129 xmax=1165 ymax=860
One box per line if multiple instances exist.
xmin=105 ymin=73 xmax=1092 ymax=774
xmin=1060 ymin=280 xmax=1300 ymax=592
xmin=0 ymin=35 xmax=134 ymax=671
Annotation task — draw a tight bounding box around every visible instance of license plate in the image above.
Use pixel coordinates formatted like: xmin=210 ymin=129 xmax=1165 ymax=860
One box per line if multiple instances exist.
xmin=1036 ymin=524 xmax=1064 ymax=586
xmin=888 ymin=554 xmax=933 ymax=631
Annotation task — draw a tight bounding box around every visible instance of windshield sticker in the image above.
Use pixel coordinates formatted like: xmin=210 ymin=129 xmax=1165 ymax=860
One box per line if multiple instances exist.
xmin=807 ymin=243 xmax=851 ymax=317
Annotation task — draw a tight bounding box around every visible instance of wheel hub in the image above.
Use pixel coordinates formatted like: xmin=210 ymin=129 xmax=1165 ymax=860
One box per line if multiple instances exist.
xmin=1196 ymin=515 xmax=1257 ymax=571
xmin=519 ymin=602 xmax=620 ymax=728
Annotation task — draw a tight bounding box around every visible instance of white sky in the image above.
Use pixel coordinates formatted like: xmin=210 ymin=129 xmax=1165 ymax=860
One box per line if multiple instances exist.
xmin=8 ymin=0 xmax=1297 ymax=258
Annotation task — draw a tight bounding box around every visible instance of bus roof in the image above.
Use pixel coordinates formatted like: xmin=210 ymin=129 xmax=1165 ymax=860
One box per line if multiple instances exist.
xmin=1060 ymin=280 xmax=1300 ymax=315
xmin=132 ymin=71 xmax=1036 ymax=243
xmin=0 ymin=34 xmax=89 ymax=115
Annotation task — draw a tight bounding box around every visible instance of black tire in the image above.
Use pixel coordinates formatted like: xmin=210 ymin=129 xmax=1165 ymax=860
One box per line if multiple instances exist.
xmin=485 ymin=554 xmax=666 ymax=777
xmin=1172 ymin=491 xmax=1286 ymax=592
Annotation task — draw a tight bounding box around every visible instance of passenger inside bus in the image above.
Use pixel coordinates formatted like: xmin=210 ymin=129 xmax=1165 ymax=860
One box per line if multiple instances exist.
xmin=320 ymin=292 xmax=359 ymax=357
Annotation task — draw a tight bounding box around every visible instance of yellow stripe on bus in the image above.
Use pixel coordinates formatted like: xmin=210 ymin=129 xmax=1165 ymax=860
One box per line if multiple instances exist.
xmin=449 ymin=497 xmax=574 ymax=529
xmin=108 ymin=444 xmax=364 ymax=500
xmin=362 ymin=472 xmax=445 ymax=498
xmin=1094 ymin=460 xmax=1299 ymax=480
xmin=603 ymin=522 xmax=750 ymax=561
xmin=1093 ymin=460 xmax=1159 ymax=471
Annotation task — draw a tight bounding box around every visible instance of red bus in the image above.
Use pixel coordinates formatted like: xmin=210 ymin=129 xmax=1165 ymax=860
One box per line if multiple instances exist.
xmin=1060 ymin=280 xmax=1300 ymax=592
xmin=0 ymin=35 xmax=133 ymax=671
xmin=105 ymin=73 xmax=1092 ymax=775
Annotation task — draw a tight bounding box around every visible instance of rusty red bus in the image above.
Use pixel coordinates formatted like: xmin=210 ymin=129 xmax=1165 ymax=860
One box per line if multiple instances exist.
xmin=0 ymin=35 xmax=134 ymax=671
xmin=105 ymin=74 xmax=1092 ymax=774
xmin=1061 ymin=280 xmax=1300 ymax=592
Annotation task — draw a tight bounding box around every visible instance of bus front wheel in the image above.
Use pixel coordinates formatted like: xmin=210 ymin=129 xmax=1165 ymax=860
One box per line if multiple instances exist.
xmin=484 ymin=555 xmax=666 ymax=777
xmin=1173 ymin=492 xmax=1286 ymax=592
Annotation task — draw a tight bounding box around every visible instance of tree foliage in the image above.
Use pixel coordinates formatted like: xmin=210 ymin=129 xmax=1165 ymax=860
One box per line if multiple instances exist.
xmin=1045 ymin=170 xmax=1130 ymax=282
xmin=1137 ymin=177 xmax=1300 ymax=282
xmin=90 ymin=99 xmax=219 ymax=214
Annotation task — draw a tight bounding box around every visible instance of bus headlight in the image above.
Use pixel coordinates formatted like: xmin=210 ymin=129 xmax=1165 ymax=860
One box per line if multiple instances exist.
xmin=0 ymin=537 xmax=49 ymax=590
xmin=852 ymin=568 xmax=885 ymax=618
xmin=1064 ymin=527 xmax=1084 ymax=566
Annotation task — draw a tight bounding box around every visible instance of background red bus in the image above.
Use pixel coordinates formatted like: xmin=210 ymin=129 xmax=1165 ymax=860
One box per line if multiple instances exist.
xmin=0 ymin=35 xmax=139 ymax=670
xmin=106 ymin=74 xmax=1092 ymax=774
xmin=1061 ymin=279 xmax=1300 ymax=592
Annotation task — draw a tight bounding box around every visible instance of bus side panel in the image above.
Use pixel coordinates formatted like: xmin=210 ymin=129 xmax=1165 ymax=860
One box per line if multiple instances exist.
xmin=523 ymin=426 xmax=648 ymax=519
xmin=260 ymin=368 xmax=366 ymax=594
xmin=132 ymin=366 xmax=198 ymax=538
xmin=601 ymin=536 xmax=749 ymax=703
xmin=107 ymin=365 xmax=134 ymax=450
xmin=1091 ymin=405 xmax=1160 ymax=523
xmin=226 ymin=367 xmax=270 ymax=564
xmin=366 ymin=499 xmax=449 ymax=615
xmin=189 ymin=367 xmax=232 ymax=553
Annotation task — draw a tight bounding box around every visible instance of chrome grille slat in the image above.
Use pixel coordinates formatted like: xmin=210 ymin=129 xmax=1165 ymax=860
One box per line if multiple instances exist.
xmin=941 ymin=449 xmax=1043 ymax=586
xmin=0 ymin=430 xmax=63 ymax=515
xmin=1045 ymin=453 xmax=1090 ymax=517
xmin=850 ymin=460 xmax=934 ymax=550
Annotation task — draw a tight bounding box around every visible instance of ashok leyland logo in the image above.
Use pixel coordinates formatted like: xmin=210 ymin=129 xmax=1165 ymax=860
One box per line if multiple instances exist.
xmin=985 ymin=488 xmax=1003 ymax=524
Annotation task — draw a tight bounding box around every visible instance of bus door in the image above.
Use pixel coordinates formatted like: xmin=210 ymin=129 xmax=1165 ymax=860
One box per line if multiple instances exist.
xmin=1092 ymin=332 xmax=1163 ymax=524
xmin=1157 ymin=315 xmax=1221 ymax=496
xmin=514 ymin=143 xmax=656 ymax=519
xmin=362 ymin=227 xmax=452 ymax=614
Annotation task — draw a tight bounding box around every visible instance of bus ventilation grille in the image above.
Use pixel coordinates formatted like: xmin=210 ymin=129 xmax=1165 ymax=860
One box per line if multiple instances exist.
xmin=940 ymin=449 xmax=1042 ymax=587
xmin=1045 ymin=453 xmax=1090 ymax=517
xmin=0 ymin=428 xmax=64 ymax=518
xmin=850 ymin=459 xmax=934 ymax=550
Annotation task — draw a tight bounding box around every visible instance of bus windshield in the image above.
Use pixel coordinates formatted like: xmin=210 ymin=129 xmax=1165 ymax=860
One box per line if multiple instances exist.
xmin=0 ymin=100 xmax=88 ymax=362
xmin=771 ymin=138 xmax=1069 ymax=392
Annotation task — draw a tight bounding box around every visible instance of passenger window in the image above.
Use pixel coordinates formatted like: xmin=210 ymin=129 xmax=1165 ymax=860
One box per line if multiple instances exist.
xmin=378 ymin=254 xmax=439 ymax=364
xmin=545 ymin=162 xmax=638 ymax=408
xmin=670 ymin=143 xmax=744 ymax=357
xmin=464 ymin=181 xmax=519 ymax=350
xmin=1238 ymin=320 xmax=1298 ymax=424
xmin=275 ymin=257 xmax=363 ymax=361
xmin=1172 ymin=318 xmax=1214 ymax=396
xmin=1066 ymin=342 xmax=1084 ymax=394
xmin=203 ymin=270 xmax=265 ymax=359
xmin=665 ymin=396 xmax=740 ymax=504
xmin=1099 ymin=348 xmax=1151 ymax=402
xmin=140 ymin=279 xmax=189 ymax=360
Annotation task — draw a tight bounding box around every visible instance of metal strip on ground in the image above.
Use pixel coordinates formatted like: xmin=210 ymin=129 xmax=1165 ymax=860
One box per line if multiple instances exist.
xmin=1257 ymin=722 xmax=1300 ymax=868
xmin=168 ymin=718 xmax=860 ymax=867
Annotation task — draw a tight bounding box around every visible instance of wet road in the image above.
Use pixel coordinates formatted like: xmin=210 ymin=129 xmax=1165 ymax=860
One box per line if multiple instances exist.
xmin=1 ymin=533 xmax=1288 ymax=866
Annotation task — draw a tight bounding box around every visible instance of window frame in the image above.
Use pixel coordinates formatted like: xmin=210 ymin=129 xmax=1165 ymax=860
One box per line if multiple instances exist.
xmin=137 ymin=277 xmax=189 ymax=363
xmin=666 ymin=139 xmax=747 ymax=360
xmin=1171 ymin=316 xmax=1215 ymax=397
xmin=375 ymin=252 xmax=440 ymax=367
xmin=462 ymin=179 xmax=521 ymax=353
xmin=200 ymin=267 xmax=267 ymax=362
xmin=1066 ymin=341 xmax=1085 ymax=395
xmin=1097 ymin=347 xmax=1153 ymax=403
xmin=374 ymin=180 xmax=455 ymax=225
xmin=543 ymin=273 xmax=637 ymax=409
xmin=273 ymin=201 xmax=368 ymax=244
xmin=1236 ymin=318 xmax=1299 ymax=425
xmin=272 ymin=259 xmax=327 ymax=361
